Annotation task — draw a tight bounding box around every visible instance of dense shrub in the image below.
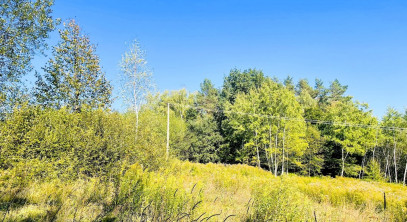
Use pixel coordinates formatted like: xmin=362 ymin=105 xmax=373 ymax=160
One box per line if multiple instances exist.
xmin=0 ymin=105 xmax=167 ymax=180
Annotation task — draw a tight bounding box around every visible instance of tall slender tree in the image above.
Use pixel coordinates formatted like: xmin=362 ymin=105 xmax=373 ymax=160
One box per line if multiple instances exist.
xmin=120 ymin=40 xmax=153 ymax=140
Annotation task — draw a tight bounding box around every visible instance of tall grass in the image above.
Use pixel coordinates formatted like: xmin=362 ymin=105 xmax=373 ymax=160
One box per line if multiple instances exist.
xmin=1 ymin=160 xmax=406 ymax=221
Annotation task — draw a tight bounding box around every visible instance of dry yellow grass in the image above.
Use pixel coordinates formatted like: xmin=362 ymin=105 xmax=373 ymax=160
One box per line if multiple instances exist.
xmin=1 ymin=160 xmax=406 ymax=221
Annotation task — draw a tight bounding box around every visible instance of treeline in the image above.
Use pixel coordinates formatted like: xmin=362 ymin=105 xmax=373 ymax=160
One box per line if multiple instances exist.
xmin=1 ymin=0 xmax=407 ymax=186
xmin=159 ymin=70 xmax=407 ymax=185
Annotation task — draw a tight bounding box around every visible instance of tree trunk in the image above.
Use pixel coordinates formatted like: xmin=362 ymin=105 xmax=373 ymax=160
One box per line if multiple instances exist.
xmin=393 ymin=134 xmax=398 ymax=183
xmin=265 ymin=144 xmax=271 ymax=172
xmin=133 ymin=84 xmax=139 ymax=143
xmin=135 ymin=107 xmax=139 ymax=143
xmin=385 ymin=149 xmax=389 ymax=179
xmin=274 ymin=123 xmax=279 ymax=176
xmin=268 ymin=125 xmax=273 ymax=172
xmin=166 ymin=103 xmax=170 ymax=160
xmin=341 ymin=147 xmax=344 ymax=177
xmin=341 ymin=147 xmax=348 ymax=177
xmin=403 ymin=160 xmax=407 ymax=186
xmin=372 ymin=129 xmax=378 ymax=161
xmin=281 ymin=126 xmax=286 ymax=175
xmin=359 ymin=145 xmax=366 ymax=179
xmin=255 ymin=130 xmax=260 ymax=168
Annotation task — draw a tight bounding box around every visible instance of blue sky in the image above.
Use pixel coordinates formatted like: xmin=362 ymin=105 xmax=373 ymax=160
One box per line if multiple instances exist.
xmin=33 ymin=0 xmax=407 ymax=117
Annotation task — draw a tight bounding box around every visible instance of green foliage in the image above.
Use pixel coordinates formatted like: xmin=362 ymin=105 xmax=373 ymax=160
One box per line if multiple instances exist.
xmin=0 ymin=0 xmax=58 ymax=114
xmin=0 ymin=105 xmax=166 ymax=179
xmin=322 ymin=101 xmax=377 ymax=177
xmin=365 ymin=160 xmax=384 ymax=181
xmin=182 ymin=113 xmax=223 ymax=163
xmin=221 ymin=68 xmax=265 ymax=104
xmin=250 ymin=178 xmax=313 ymax=221
xmin=303 ymin=124 xmax=324 ymax=176
xmin=224 ymin=78 xmax=307 ymax=173
xmin=35 ymin=19 xmax=112 ymax=110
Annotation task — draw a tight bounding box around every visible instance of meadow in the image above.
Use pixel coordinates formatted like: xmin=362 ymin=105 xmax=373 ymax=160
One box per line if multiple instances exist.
xmin=1 ymin=159 xmax=406 ymax=221
xmin=2 ymin=1 xmax=407 ymax=221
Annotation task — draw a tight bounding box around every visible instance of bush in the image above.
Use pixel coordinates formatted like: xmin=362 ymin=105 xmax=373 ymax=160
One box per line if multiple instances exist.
xmin=0 ymin=105 xmax=167 ymax=180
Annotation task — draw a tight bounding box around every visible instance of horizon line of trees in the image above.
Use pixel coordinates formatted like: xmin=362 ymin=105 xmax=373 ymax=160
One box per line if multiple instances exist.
xmin=2 ymin=0 xmax=407 ymax=185
xmin=159 ymin=70 xmax=407 ymax=185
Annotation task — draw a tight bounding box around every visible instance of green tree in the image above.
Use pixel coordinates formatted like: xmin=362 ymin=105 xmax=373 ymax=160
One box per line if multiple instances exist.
xmin=303 ymin=124 xmax=324 ymax=176
xmin=1 ymin=0 xmax=58 ymax=113
xmin=221 ymin=68 xmax=265 ymax=104
xmin=220 ymin=69 xmax=266 ymax=163
xmin=183 ymin=111 xmax=223 ymax=163
xmin=323 ymin=101 xmax=377 ymax=177
xmin=381 ymin=108 xmax=407 ymax=184
xmin=327 ymin=79 xmax=350 ymax=103
xmin=175 ymin=79 xmax=223 ymax=163
xmin=35 ymin=20 xmax=112 ymax=111
xmin=225 ymin=79 xmax=307 ymax=173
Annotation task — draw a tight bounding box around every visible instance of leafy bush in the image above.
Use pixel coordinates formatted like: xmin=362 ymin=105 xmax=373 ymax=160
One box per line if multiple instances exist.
xmin=0 ymin=105 xmax=167 ymax=180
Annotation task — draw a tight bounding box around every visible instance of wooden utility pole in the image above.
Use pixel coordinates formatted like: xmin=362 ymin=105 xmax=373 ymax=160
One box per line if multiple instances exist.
xmin=166 ymin=103 xmax=170 ymax=160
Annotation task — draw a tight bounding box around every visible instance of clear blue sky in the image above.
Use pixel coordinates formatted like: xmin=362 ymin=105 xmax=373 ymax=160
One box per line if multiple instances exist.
xmin=34 ymin=0 xmax=407 ymax=117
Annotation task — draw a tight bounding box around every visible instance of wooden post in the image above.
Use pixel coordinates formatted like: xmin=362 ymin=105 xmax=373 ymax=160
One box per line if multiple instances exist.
xmin=384 ymin=191 xmax=387 ymax=221
xmin=166 ymin=103 xmax=170 ymax=160
xmin=384 ymin=192 xmax=386 ymax=210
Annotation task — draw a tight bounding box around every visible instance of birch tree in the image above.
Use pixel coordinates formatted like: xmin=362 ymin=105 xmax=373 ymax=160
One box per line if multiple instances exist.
xmin=382 ymin=108 xmax=407 ymax=183
xmin=324 ymin=101 xmax=376 ymax=177
xmin=225 ymin=79 xmax=307 ymax=172
xmin=120 ymin=40 xmax=153 ymax=140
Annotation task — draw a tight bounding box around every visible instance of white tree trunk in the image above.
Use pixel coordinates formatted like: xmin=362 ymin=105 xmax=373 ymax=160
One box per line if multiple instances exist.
xmin=166 ymin=103 xmax=170 ymax=160
xmin=403 ymin=160 xmax=407 ymax=186
xmin=265 ymin=144 xmax=271 ymax=172
xmin=255 ymin=130 xmax=260 ymax=168
xmin=341 ymin=147 xmax=348 ymax=177
xmin=341 ymin=147 xmax=344 ymax=177
xmin=274 ymin=123 xmax=279 ymax=176
xmin=394 ymin=135 xmax=398 ymax=183
xmin=281 ymin=127 xmax=286 ymax=175
xmin=268 ymin=126 xmax=273 ymax=173
xmin=384 ymin=152 xmax=390 ymax=178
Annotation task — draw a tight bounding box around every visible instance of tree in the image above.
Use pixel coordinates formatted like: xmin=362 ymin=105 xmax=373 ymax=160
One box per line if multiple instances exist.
xmin=183 ymin=110 xmax=223 ymax=163
xmin=120 ymin=40 xmax=153 ymax=139
xmin=283 ymin=76 xmax=295 ymax=92
xmin=303 ymin=123 xmax=324 ymax=176
xmin=1 ymin=0 xmax=58 ymax=113
xmin=35 ymin=20 xmax=111 ymax=111
xmin=328 ymin=79 xmax=350 ymax=103
xmin=221 ymin=68 xmax=265 ymax=104
xmin=381 ymin=108 xmax=407 ymax=183
xmin=197 ymin=79 xmax=219 ymax=111
xmin=323 ymin=101 xmax=377 ymax=177
xmin=225 ymin=79 xmax=307 ymax=173
xmin=220 ymin=69 xmax=266 ymax=163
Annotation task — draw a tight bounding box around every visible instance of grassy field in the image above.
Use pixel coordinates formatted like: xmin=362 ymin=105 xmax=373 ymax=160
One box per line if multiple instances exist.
xmin=1 ymin=160 xmax=407 ymax=221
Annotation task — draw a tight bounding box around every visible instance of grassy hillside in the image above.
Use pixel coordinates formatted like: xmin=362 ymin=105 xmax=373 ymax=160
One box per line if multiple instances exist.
xmin=1 ymin=160 xmax=406 ymax=221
